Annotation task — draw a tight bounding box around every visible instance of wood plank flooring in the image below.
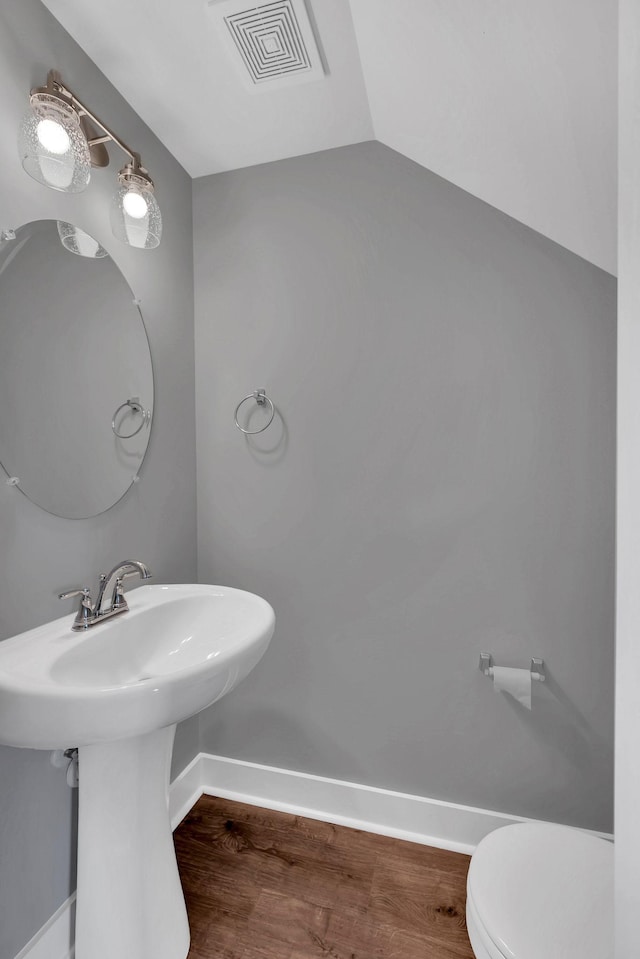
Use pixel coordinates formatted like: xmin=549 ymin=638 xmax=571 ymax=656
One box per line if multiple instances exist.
xmin=174 ymin=795 xmax=476 ymax=959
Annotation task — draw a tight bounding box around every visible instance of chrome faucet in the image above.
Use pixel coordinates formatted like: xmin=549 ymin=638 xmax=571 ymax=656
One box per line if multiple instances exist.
xmin=59 ymin=560 xmax=152 ymax=631
xmin=95 ymin=560 xmax=152 ymax=614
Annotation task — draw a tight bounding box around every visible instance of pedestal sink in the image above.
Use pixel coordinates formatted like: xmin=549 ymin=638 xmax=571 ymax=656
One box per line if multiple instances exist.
xmin=0 ymin=583 xmax=275 ymax=959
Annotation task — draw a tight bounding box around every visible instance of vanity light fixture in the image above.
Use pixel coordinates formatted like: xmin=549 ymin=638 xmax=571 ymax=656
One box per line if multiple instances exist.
xmin=19 ymin=70 xmax=162 ymax=249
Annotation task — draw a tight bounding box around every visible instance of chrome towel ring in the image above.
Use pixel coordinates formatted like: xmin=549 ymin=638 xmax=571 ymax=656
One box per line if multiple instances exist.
xmin=112 ymin=397 xmax=149 ymax=439
xmin=234 ymin=389 xmax=275 ymax=435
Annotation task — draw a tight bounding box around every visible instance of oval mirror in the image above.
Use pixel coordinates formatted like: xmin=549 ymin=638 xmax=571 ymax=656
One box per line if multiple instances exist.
xmin=0 ymin=219 xmax=153 ymax=518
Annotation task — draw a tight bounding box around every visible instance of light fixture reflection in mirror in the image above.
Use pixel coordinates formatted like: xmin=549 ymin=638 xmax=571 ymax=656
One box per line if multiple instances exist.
xmin=0 ymin=220 xmax=154 ymax=518
xmin=57 ymin=221 xmax=108 ymax=258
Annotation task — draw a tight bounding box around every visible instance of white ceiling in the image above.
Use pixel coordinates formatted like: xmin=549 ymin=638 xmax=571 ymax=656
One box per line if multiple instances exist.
xmin=41 ymin=0 xmax=616 ymax=273
xmin=39 ymin=0 xmax=374 ymax=178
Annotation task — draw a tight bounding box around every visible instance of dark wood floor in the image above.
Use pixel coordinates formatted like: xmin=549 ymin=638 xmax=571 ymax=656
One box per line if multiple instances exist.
xmin=174 ymin=795 xmax=475 ymax=959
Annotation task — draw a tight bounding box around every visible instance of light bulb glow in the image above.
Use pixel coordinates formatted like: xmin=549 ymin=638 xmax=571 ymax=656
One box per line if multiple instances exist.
xmin=122 ymin=190 xmax=148 ymax=219
xmin=111 ymin=176 xmax=162 ymax=249
xmin=19 ymin=92 xmax=91 ymax=194
xmin=36 ymin=118 xmax=70 ymax=154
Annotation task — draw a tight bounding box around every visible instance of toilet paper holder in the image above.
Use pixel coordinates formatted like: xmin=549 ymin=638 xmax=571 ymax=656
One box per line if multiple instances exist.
xmin=479 ymin=652 xmax=545 ymax=682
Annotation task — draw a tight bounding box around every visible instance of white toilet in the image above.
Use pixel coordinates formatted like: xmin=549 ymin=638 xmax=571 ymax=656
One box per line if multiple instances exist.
xmin=466 ymin=822 xmax=613 ymax=959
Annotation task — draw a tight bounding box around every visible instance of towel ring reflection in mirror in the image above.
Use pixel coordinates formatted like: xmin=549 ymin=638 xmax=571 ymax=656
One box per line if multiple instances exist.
xmin=112 ymin=397 xmax=151 ymax=440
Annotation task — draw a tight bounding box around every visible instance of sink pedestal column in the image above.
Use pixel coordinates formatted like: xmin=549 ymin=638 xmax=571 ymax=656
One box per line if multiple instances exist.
xmin=75 ymin=724 xmax=190 ymax=959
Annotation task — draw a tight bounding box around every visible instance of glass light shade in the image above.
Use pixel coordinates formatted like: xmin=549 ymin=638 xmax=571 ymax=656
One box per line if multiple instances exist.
xmin=110 ymin=181 xmax=162 ymax=250
xmin=18 ymin=94 xmax=91 ymax=193
xmin=56 ymin=221 xmax=108 ymax=258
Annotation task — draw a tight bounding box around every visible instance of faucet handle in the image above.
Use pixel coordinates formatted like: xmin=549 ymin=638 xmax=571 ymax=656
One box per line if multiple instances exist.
xmin=58 ymin=587 xmax=92 ymax=602
xmin=111 ymin=577 xmax=129 ymax=611
xmin=58 ymin=587 xmax=94 ymax=630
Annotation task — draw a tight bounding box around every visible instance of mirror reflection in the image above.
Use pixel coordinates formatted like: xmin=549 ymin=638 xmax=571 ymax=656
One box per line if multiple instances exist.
xmin=0 ymin=219 xmax=153 ymax=518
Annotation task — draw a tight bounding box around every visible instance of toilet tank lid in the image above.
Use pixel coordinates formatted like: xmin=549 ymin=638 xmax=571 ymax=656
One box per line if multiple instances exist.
xmin=467 ymin=822 xmax=613 ymax=959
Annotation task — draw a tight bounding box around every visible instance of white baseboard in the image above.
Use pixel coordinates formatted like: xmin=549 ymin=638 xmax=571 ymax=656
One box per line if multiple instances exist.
xmin=13 ymin=893 xmax=75 ymax=959
xmin=169 ymin=752 xmax=205 ymax=830
xmin=169 ymin=752 xmax=612 ymax=854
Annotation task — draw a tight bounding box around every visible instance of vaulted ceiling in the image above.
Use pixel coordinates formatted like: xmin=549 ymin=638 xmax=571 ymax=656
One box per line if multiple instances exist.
xmin=41 ymin=0 xmax=616 ymax=274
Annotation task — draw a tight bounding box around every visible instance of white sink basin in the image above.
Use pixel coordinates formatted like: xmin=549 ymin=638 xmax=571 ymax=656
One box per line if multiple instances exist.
xmin=0 ymin=583 xmax=274 ymax=749
xmin=0 ymin=582 xmax=275 ymax=959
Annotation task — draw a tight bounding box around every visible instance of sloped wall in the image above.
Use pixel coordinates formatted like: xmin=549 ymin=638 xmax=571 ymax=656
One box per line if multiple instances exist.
xmin=350 ymin=0 xmax=617 ymax=273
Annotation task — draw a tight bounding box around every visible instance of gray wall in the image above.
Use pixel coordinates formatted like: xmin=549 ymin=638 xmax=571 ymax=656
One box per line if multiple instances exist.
xmin=194 ymin=142 xmax=615 ymax=833
xmin=0 ymin=2 xmax=197 ymax=956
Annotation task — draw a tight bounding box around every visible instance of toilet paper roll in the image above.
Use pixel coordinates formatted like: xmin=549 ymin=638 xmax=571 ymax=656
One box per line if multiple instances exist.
xmin=492 ymin=666 xmax=531 ymax=710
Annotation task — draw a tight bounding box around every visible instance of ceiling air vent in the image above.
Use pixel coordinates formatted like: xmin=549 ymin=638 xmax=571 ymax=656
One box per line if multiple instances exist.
xmin=209 ymin=0 xmax=325 ymax=91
